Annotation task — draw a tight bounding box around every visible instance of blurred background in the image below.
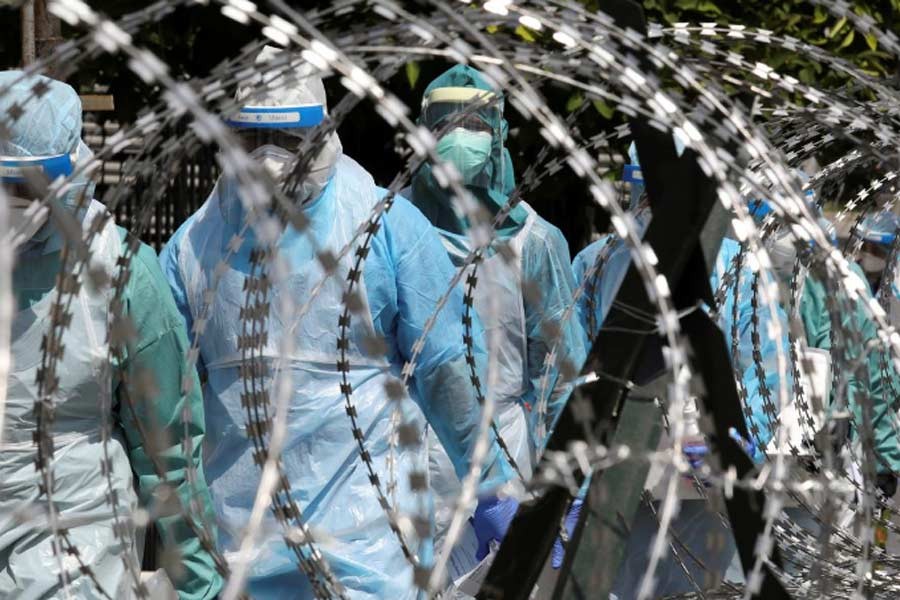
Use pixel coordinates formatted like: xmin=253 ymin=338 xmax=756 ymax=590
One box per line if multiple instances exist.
xmin=2 ymin=0 xmax=898 ymax=252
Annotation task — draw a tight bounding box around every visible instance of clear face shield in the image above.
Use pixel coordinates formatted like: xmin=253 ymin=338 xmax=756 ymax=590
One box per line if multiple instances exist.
xmin=0 ymin=152 xmax=75 ymax=246
xmin=226 ymin=102 xmax=341 ymax=204
xmin=226 ymin=102 xmax=329 ymax=185
xmin=421 ymin=87 xmax=502 ymax=186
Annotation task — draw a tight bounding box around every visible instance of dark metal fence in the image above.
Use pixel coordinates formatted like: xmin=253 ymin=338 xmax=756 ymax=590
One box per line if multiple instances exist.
xmin=84 ymin=119 xmax=220 ymax=252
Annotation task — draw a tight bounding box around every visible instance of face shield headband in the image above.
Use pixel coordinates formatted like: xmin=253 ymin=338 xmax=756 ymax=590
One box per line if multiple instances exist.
xmin=225 ymin=103 xmax=325 ymax=129
xmin=0 ymin=152 xmax=74 ymax=185
xmin=864 ymin=232 xmax=896 ymax=246
xmin=226 ymin=103 xmax=328 ymax=154
xmin=421 ymin=87 xmax=501 ymax=134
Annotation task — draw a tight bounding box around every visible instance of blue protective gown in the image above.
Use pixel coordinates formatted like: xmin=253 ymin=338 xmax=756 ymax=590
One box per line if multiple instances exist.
xmin=572 ymin=226 xmax=790 ymax=598
xmin=160 ymin=153 xmax=512 ymax=599
xmin=423 ymin=207 xmax=587 ymax=465
xmin=573 ymin=234 xmax=788 ymax=449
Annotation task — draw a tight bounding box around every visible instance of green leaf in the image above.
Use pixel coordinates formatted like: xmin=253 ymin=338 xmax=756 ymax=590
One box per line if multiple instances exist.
xmin=696 ymin=0 xmax=721 ymax=14
xmin=405 ymin=61 xmax=420 ymax=89
xmin=858 ymin=49 xmax=892 ymax=59
xmin=839 ymin=29 xmax=855 ymax=49
xmin=486 ymin=24 xmax=499 ymax=34
xmin=515 ymin=24 xmax=536 ymax=43
xmin=827 ymin=16 xmax=847 ymax=39
xmin=592 ymin=98 xmax=615 ymax=119
xmin=566 ymin=93 xmax=585 ymax=112
xmin=813 ymin=5 xmax=828 ymax=24
xmin=865 ymin=32 xmax=878 ymax=51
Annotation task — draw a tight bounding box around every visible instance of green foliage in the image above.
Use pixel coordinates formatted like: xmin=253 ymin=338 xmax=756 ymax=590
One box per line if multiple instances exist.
xmin=592 ymin=98 xmax=616 ymax=119
xmin=566 ymin=92 xmax=586 ymax=112
xmin=632 ymin=0 xmax=899 ymax=86
xmin=514 ymin=24 xmax=538 ymax=43
xmin=405 ymin=61 xmax=421 ymax=89
xmin=559 ymin=1 xmax=900 ymax=119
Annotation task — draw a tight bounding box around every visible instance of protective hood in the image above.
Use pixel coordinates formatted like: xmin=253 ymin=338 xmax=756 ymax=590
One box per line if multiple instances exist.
xmin=411 ymin=64 xmax=525 ymax=239
xmin=221 ymin=45 xmax=343 ymax=215
xmin=0 ymin=70 xmax=96 ymax=209
xmin=235 ymin=45 xmax=330 ymax=113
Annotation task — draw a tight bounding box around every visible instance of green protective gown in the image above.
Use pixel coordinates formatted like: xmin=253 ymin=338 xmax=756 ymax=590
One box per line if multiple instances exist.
xmin=799 ymin=263 xmax=900 ymax=475
xmin=3 ymin=215 xmax=222 ymax=600
xmin=115 ymin=229 xmax=224 ymax=600
xmin=0 ymin=69 xmax=220 ymax=599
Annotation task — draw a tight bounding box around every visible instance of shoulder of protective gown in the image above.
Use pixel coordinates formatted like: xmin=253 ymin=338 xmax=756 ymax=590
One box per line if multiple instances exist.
xmin=376 ymin=184 xmax=443 ymax=249
xmin=119 ymin=227 xmax=186 ymax=341
xmin=519 ymin=204 xmax=572 ymax=268
xmin=572 ymin=237 xmax=609 ymax=284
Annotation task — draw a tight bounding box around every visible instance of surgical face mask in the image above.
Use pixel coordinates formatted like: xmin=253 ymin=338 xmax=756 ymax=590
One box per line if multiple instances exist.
xmin=4 ymin=196 xmax=48 ymax=248
xmin=246 ymin=137 xmax=339 ymax=205
xmin=436 ymin=127 xmax=492 ymax=184
xmin=769 ymin=232 xmax=798 ymax=281
xmin=250 ymin=144 xmax=295 ymax=182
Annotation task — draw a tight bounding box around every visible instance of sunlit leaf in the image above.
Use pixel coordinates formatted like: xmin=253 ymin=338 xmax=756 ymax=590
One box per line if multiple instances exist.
xmin=813 ymin=6 xmax=828 ymax=24
xmin=839 ymin=29 xmax=855 ymax=49
xmin=865 ymin=33 xmax=878 ymax=51
xmin=592 ymin=98 xmax=615 ymax=119
xmin=567 ymin=93 xmax=585 ymax=112
xmin=515 ymin=24 xmax=536 ymax=43
xmin=405 ymin=61 xmax=421 ymax=89
xmin=675 ymin=0 xmax=699 ymax=10
xmin=827 ymin=16 xmax=847 ymax=39
xmin=696 ymin=0 xmax=721 ymax=14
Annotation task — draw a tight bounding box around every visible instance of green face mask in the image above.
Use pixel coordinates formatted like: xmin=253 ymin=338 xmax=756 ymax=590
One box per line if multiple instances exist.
xmin=435 ymin=127 xmax=493 ymax=184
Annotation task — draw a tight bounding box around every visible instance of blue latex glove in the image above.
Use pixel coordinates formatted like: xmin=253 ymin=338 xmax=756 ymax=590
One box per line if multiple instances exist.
xmin=683 ymin=440 xmax=708 ymax=470
xmin=471 ymin=496 xmax=519 ymax=560
xmin=551 ymin=498 xmax=583 ymax=569
xmin=682 ymin=440 xmax=713 ymax=487
xmin=729 ymin=427 xmax=762 ymax=463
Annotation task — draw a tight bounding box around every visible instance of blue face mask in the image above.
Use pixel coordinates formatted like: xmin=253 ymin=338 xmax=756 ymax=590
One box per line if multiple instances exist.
xmin=436 ymin=127 xmax=492 ymax=184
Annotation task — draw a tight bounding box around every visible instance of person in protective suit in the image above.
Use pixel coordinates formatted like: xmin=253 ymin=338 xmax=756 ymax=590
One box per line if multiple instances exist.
xmin=0 ymin=72 xmax=222 ymax=599
xmin=856 ymin=210 xmax=900 ymax=294
xmin=571 ymin=141 xmax=791 ymax=598
xmin=404 ymin=64 xmax=587 ymax=578
xmin=763 ymin=203 xmax=900 ymax=503
xmin=159 ymin=48 xmax=513 ymax=598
